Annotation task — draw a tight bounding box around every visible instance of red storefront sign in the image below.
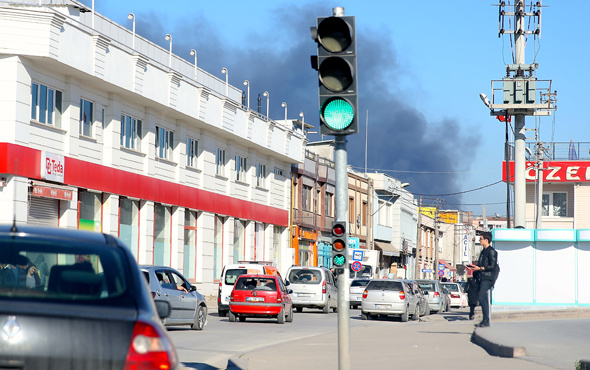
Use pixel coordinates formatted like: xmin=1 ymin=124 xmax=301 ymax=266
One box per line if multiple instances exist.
xmin=32 ymin=185 xmax=73 ymax=201
xmin=503 ymin=161 xmax=590 ymax=183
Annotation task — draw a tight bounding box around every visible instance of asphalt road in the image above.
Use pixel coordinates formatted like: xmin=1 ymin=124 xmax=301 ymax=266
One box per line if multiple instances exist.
xmin=165 ymin=306 xmax=589 ymax=370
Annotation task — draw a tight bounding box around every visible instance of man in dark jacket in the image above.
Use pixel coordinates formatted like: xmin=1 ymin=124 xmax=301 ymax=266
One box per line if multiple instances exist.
xmin=470 ymin=231 xmax=498 ymax=327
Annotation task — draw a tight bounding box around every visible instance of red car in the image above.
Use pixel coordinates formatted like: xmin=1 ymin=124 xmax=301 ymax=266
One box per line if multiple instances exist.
xmin=229 ymin=274 xmax=294 ymax=324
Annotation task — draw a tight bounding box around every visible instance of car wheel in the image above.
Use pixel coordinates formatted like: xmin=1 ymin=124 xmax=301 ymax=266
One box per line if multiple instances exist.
xmin=322 ymin=303 xmax=329 ymax=314
xmin=361 ymin=312 xmax=368 ymax=320
xmin=370 ymin=313 xmax=378 ymax=320
xmin=296 ymin=307 xmax=303 ymax=313
xmin=286 ymin=306 xmax=294 ymax=323
xmin=400 ymin=309 xmax=409 ymax=322
xmin=332 ymin=305 xmax=338 ymax=313
xmin=218 ymin=309 xmax=228 ymax=318
xmin=277 ymin=308 xmax=285 ymax=324
xmin=191 ymin=305 xmax=207 ymax=330
xmin=229 ymin=311 xmax=236 ymax=322
xmin=239 ymin=316 xmax=246 ymax=322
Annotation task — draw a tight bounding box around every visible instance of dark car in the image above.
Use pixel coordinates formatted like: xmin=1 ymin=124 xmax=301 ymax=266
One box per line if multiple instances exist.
xmin=140 ymin=265 xmax=208 ymax=330
xmin=0 ymin=224 xmax=178 ymax=370
xmin=229 ymin=274 xmax=294 ymax=324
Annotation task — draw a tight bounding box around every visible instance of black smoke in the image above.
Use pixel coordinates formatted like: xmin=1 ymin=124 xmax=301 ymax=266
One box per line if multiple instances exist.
xmin=109 ymin=2 xmax=479 ymax=208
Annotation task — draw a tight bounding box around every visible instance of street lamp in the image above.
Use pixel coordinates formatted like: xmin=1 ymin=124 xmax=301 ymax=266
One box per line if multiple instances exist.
xmin=263 ymin=91 xmax=269 ymax=118
xmin=299 ymin=111 xmax=304 ymax=124
xmin=281 ymin=102 xmax=287 ymax=121
xmin=243 ymin=80 xmax=250 ymax=109
xmin=128 ymin=13 xmax=135 ymax=49
xmin=190 ymin=49 xmax=197 ymax=80
xmin=165 ymin=34 xmax=172 ymax=68
xmin=221 ymin=68 xmax=228 ymax=96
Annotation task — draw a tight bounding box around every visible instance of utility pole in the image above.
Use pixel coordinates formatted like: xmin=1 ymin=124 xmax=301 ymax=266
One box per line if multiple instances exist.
xmin=481 ymin=1 xmax=555 ymax=228
xmin=535 ymin=141 xmax=545 ymax=229
xmin=434 ymin=207 xmax=439 ymax=280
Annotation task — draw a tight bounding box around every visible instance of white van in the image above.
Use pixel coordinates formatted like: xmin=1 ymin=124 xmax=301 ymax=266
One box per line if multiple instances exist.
xmin=217 ymin=261 xmax=281 ymax=317
xmin=285 ymin=266 xmax=337 ymax=313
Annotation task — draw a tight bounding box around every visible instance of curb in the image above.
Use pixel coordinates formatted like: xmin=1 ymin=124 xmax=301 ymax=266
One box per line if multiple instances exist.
xmin=471 ymin=329 xmax=526 ymax=358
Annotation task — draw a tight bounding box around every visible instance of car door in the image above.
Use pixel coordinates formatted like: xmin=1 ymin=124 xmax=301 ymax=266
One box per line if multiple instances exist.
xmin=169 ymin=270 xmax=197 ymax=321
xmin=326 ymin=271 xmax=337 ymax=308
xmin=155 ymin=269 xmax=184 ymax=320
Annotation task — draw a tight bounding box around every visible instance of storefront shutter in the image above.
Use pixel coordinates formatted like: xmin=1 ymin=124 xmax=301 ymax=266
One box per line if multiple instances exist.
xmin=28 ymin=196 xmax=59 ymax=227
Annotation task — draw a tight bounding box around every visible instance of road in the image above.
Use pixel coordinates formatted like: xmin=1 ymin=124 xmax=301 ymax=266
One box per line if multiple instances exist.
xmin=166 ymin=307 xmax=566 ymax=370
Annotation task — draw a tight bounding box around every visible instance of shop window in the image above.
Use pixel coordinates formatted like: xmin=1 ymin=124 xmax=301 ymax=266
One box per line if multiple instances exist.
xmin=79 ymin=190 xmax=101 ymax=231
xmin=542 ymin=192 xmax=567 ymax=217
xmin=184 ymin=210 xmax=198 ymax=279
xmin=154 ymin=204 xmax=171 ymax=266
xmin=119 ymin=198 xmax=139 ymax=260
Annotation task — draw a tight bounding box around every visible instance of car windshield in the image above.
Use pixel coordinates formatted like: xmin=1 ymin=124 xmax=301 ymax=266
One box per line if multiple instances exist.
xmin=443 ymin=284 xmax=459 ymax=292
xmin=225 ymin=268 xmax=248 ymax=285
xmin=235 ymin=277 xmax=277 ymax=291
xmin=366 ymin=281 xmax=403 ymax=291
xmin=349 ymin=265 xmax=372 ymax=279
xmin=288 ymin=269 xmax=321 ymax=284
xmin=0 ymin=236 xmax=130 ymax=304
xmin=351 ymin=279 xmax=370 ymax=287
xmin=418 ymin=282 xmax=435 ymax=292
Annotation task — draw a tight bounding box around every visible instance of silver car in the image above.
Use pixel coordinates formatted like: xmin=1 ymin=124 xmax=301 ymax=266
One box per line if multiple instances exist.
xmin=360 ymin=279 xmax=420 ymax=322
xmin=140 ymin=265 xmax=208 ymax=330
xmin=349 ymin=278 xmax=371 ymax=309
xmin=415 ymin=279 xmax=450 ymax=314
xmin=286 ymin=266 xmax=338 ymax=313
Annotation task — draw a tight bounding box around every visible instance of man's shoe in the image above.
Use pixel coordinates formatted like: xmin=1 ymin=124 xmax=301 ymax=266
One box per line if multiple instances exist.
xmin=476 ymin=321 xmax=490 ymax=327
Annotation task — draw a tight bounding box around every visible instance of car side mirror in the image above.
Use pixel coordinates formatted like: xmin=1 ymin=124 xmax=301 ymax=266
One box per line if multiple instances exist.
xmin=285 ymin=280 xmax=290 ymax=286
xmin=287 ymin=289 xmax=293 ymax=294
xmin=155 ymin=300 xmax=171 ymax=319
xmin=190 ymin=285 xmax=197 ymax=292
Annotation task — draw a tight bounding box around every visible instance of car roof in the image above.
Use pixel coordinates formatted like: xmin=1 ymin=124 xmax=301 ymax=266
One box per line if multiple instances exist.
xmin=236 ymin=274 xmax=278 ymax=279
xmin=0 ymin=223 xmax=118 ymax=245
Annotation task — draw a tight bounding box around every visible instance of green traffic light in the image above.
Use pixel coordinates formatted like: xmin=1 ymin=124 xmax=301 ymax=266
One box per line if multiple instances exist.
xmin=333 ymin=254 xmax=346 ymax=267
xmin=321 ymin=97 xmax=354 ymax=130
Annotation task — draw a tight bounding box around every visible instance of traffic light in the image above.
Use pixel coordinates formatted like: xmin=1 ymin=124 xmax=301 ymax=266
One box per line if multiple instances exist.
xmin=331 ymin=221 xmax=348 ymax=272
xmin=311 ymin=12 xmax=358 ymax=136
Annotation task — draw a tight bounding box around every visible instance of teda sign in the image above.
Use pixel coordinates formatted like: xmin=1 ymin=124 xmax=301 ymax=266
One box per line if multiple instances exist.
xmin=41 ymin=151 xmax=65 ymax=183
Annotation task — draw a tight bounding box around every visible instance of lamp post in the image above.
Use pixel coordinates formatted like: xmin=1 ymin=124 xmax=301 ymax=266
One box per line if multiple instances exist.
xmin=165 ymin=34 xmax=172 ymax=68
xmin=190 ymin=49 xmax=197 ymax=80
xmin=281 ymin=102 xmax=287 ymax=121
xmin=243 ymin=80 xmax=250 ymax=109
xmin=221 ymin=68 xmax=228 ymax=96
xmin=263 ymin=91 xmax=269 ymax=118
xmin=299 ymin=111 xmax=304 ymax=124
xmin=128 ymin=13 xmax=135 ymax=49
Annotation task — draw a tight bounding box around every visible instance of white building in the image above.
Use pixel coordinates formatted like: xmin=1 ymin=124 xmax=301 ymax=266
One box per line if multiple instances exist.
xmin=0 ymin=0 xmax=306 ymax=295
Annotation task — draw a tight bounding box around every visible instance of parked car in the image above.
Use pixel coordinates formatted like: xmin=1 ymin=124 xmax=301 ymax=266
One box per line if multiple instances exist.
xmin=285 ymin=266 xmax=337 ymax=313
xmin=217 ymin=261 xmax=281 ymax=317
xmin=360 ymin=279 xmax=420 ymax=322
xmin=140 ymin=265 xmax=208 ymax=330
xmin=442 ymin=282 xmax=467 ymax=308
xmin=349 ymin=278 xmax=371 ymax=309
xmin=415 ymin=279 xmax=450 ymax=314
xmin=405 ymin=280 xmax=430 ymax=317
xmin=0 ymin=224 xmax=178 ymax=370
xmin=228 ymin=274 xmax=293 ymax=324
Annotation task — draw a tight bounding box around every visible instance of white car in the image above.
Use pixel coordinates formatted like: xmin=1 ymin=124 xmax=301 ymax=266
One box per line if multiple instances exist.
xmin=349 ymin=279 xmax=371 ymax=309
xmin=441 ymin=282 xmax=467 ymax=308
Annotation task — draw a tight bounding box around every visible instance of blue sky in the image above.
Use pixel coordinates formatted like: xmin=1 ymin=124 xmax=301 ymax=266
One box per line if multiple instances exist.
xmin=83 ymin=0 xmax=588 ymax=217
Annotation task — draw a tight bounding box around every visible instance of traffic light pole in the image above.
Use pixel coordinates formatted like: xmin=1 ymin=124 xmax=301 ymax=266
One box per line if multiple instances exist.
xmin=334 ymin=135 xmax=350 ymax=370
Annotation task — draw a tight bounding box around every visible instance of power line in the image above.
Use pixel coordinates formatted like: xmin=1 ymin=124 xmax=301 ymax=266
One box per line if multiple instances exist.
xmin=412 ymin=179 xmax=505 ymax=197
xmin=350 ymin=165 xmax=496 ymax=175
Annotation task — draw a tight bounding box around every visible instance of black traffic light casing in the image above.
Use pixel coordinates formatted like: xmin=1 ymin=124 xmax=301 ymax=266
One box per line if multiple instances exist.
xmin=331 ymin=220 xmax=348 ymax=273
xmin=312 ymin=15 xmax=358 ymax=136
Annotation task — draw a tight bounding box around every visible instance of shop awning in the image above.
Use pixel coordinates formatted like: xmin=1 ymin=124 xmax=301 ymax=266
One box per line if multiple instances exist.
xmin=374 ymin=242 xmax=400 ymax=257
xmin=439 ymin=259 xmax=457 ymax=271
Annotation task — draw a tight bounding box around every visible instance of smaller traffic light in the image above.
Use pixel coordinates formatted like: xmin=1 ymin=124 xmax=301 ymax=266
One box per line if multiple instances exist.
xmin=331 ymin=221 xmax=348 ymax=273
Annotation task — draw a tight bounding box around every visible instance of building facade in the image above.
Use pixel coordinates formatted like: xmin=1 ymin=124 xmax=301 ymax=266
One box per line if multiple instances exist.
xmin=0 ymin=1 xmax=306 ymax=294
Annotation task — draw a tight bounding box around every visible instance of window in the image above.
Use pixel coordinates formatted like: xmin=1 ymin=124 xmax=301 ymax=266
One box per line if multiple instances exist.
xmin=542 ymin=192 xmax=567 ymax=217
xmin=120 ymin=114 xmax=142 ymax=151
xmin=362 ymin=201 xmax=367 ymax=226
xmin=119 ymin=198 xmax=139 ymax=260
xmin=216 ymin=148 xmax=226 ymax=176
xmin=79 ymin=99 xmax=93 ymax=137
xmin=79 ymin=190 xmax=101 ymax=232
xmin=31 ymin=82 xmax=63 ymax=127
xmin=186 ymin=138 xmax=199 ymax=167
xmin=184 ymin=210 xmax=197 ymax=279
xmin=256 ymin=162 xmax=266 ymax=187
xmin=325 ymin=193 xmax=334 ymax=217
xmin=274 ymin=168 xmax=284 ymax=177
xmin=302 ymin=185 xmax=312 ymax=211
xmin=155 ymin=126 xmax=174 ymax=160
xmin=235 ymin=155 xmax=247 ymax=182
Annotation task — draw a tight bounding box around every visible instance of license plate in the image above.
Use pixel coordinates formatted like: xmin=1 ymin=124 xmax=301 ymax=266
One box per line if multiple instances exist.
xmin=375 ymin=304 xmax=390 ymax=309
xmin=297 ymin=293 xmax=311 ymax=297
xmin=355 ymin=297 xmax=362 ymax=301
xmin=246 ymin=297 xmax=264 ymax=302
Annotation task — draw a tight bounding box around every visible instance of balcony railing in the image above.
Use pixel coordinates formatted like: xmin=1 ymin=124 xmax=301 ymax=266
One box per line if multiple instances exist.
xmin=508 ymin=142 xmax=590 ymax=161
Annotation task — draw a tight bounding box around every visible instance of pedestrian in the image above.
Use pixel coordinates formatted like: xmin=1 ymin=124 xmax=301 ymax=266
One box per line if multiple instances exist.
xmin=469 ymin=231 xmax=499 ymax=327
xmin=464 ymin=276 xmax=479 ymax=320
